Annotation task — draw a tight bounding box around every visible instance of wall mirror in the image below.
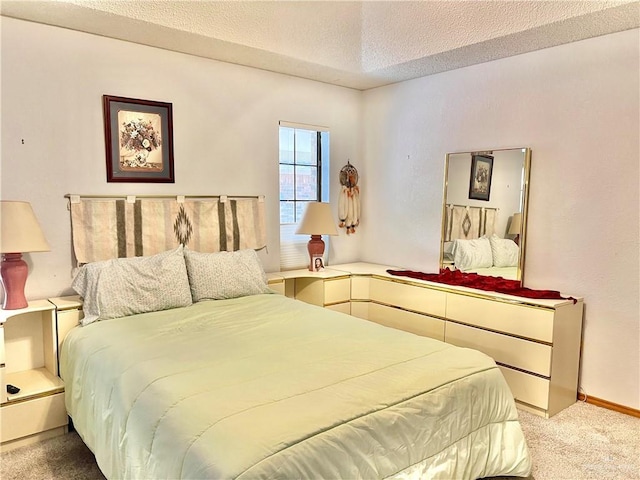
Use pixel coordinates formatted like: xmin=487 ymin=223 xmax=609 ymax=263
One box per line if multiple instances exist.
xmin=440 ymin=147 xmax=531 ymax=285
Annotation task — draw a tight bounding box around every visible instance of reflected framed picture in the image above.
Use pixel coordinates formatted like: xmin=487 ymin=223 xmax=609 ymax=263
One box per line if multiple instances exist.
xmin=103 ymin=95 xmax=175 ymax=183
xmin=468 ymin=154 xmax=493 ymax=201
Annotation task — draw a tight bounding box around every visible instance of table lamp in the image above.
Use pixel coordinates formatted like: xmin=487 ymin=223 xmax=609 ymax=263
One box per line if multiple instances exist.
xmin=0 ymin=201 xmax=50 ymax=309
xmin=508 ymin=212 xmax=522 ymax=246
xmin=295 ymin=202 xmax=338 ymax=271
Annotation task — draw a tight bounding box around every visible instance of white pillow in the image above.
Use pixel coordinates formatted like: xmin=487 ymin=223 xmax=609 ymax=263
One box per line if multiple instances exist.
xmin=489 ymin=234 xmax=520 ymax=267
xmin=183 ymin=248 xmax=270 ymax=302
xmin=442 ymin=241 xmax=455 ymax=261
xmin=72 ymin=246 xmax=192 ymax=326
xmin=452 ymin=238 xmax=493 ymax=271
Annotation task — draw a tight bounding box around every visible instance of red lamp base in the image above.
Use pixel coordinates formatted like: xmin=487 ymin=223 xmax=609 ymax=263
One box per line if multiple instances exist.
xmin=307 ymin=235 xmax=325 ymax=271
xmin=1 ymin=253 xmax=29 ymax=310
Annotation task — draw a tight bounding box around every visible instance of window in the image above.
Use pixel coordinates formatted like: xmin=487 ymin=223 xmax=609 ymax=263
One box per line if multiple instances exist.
xmin=279 ymin=122 xmax=329 ymax=270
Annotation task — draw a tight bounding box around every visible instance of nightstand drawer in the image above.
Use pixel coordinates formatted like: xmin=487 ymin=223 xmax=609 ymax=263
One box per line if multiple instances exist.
xmin=325 ymin=302 xmax=350 ymax=314
xmin=351 ymin=276 xmax=370 ymax=300
xmin=445 ymin=322 xmax=552 ymax=377
xmin=1 ymin=392 xmax=67 ymax=443
xmin=446 ymin=293 xmax=554 ymax=342
xmin=0 ymin=327 xmax=4 ymax=365
xmin=324 ymin=278 xmax=350 ymax=304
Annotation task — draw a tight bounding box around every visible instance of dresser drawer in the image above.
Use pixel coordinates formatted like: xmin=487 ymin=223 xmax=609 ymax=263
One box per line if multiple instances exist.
xmin=1 ymin=392 xmax=67 ymax=443
xmin=445 ymin=322 xmax=552 ymax=376
xmin=368 ymin=303 xmax=444 ymax=341
xmin=370 ymin=279 xmax=446 ymax=317
xmin=324 ymin=278 xmax=350 ymax=305
xmin=368 ymin=303 xmax=445 ymax=341
xmin=498 ymin=365 xmax=550 ymax=410
xmin=446 ymin=293 xmax=555 ymax=342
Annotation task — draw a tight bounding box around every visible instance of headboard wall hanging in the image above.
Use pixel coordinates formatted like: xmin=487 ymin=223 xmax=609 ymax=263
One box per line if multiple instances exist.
xmin=67 ymin=194 xmax=266 ymax=264
xmin=444 ymin=204 xmax=498 ymax=241
xmin=338 ymin=161 xmax=360 ymax=234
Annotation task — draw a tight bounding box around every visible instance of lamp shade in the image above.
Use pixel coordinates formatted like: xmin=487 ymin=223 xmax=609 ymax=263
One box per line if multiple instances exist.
xmin=508 ymin=213 xmax=522 ymax=236
xmin=295 ymin=202 xmax=338 ymax=236
xmin=1 ymin=201 xmax=50 ymax=253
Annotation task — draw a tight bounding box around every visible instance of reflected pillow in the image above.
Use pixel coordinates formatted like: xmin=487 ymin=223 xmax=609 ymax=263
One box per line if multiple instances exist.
xmin=489 ymin=234 xmax=520 ymax=267
xmin=184 ymin=248 xmax=270 ymax=302
xmin=72 ymin=246 xmax=192 ymax=326
xmin=443 ymin=241 xmax=455 ymax=261
xmin=452 ymin=238 xmax=493 ymax=271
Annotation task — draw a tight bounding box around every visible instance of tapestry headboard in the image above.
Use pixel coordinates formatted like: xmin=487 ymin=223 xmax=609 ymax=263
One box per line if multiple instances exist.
xmin=444 ymin=204 xmax=498 ymax=242
xmin=67 ymin=194 xmax=266 ymax=264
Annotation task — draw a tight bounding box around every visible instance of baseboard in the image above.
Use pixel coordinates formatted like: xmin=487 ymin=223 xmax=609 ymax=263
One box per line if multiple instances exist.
xmin=578 ymin=393 xmax=640 ymax=418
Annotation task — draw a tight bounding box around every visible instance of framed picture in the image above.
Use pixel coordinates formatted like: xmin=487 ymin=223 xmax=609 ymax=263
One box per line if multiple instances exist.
xmin=312 ymin=255 xmax=325 ymax=272
xmin=468 ymin=154 xmax=494 ymax=201
xmin=103 ymin=95 xmax=175 ymax=183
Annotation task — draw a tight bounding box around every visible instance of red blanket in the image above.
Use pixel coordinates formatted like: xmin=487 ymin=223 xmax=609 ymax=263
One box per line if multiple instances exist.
xmin=386 ymin=269 xmax=575 ymax=302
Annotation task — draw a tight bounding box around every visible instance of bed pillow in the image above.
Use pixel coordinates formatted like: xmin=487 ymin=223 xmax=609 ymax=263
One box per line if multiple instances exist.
xmin=184 ymin=248 xmax=270 ymax=302
xmin=452 ymin=237 xmax=493 ymax=271
xmin=72 ymin=246 xmax=192 ymax=326
xmin=489 ymin=234 xmax=520 ymax=267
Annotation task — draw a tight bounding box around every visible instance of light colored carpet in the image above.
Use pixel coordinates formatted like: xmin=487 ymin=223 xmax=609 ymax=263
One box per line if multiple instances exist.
xmin=1 ymin=401 xmax=638 ymax=479
xmin=517 ymin=401 xmax=639 ymax=479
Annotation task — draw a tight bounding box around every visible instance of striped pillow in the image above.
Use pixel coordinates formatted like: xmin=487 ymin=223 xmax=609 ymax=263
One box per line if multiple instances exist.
xmin=72 ymin=246 xmax=192 ymax=326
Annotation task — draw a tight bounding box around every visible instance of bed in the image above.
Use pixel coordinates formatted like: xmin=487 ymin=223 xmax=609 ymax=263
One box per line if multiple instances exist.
xmin=443 ymin=236 xmax=520 ymax=280
xmin=442 ymin=204 xmax=520 ymax=280
xmin=60 ymin=196 xmax=531 ymax=479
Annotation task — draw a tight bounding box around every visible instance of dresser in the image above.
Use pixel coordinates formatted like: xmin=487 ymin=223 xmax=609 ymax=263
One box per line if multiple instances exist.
xmin=278 ymin=262 xmax=583 ymax=418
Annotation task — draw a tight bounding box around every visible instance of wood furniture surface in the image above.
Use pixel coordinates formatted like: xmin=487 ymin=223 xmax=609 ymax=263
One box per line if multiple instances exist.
xmin=0 ymin=301 xmax=68 ymax=451
xmin=278 ymin=262 xmax=584 ymax=418
xmin=268 ymin=269 xmax=351 ymax=314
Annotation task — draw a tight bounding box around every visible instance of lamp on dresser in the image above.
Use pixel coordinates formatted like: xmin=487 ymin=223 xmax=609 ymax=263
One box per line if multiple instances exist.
xmin=508 ymin=212 xmax=522 ymax=246
xmin=296 ymin=202 xmax=338 ymax=271
xmin=0 ymin=201 xmax=50 ymax=309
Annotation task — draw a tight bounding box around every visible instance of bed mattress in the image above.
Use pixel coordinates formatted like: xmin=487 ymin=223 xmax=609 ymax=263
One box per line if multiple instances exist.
xmin=60 ymin=293 xmax=531 ymax=479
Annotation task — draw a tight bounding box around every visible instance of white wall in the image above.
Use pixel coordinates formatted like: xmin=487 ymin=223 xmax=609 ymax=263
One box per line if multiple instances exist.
xmin=361 ymin=29 xmax=640 ymax=409
xmin=0 ymin=17 xmax=363 ymax=298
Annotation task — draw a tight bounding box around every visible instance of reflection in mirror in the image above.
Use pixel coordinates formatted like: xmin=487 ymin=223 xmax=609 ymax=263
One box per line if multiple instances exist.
xmin=440 ymin=148 xmax=531 ymax=285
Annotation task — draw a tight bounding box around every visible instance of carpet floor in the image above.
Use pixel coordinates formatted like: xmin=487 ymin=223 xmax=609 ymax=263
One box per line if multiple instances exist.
xmin=1 ymin=401 xmax=638 ymax=479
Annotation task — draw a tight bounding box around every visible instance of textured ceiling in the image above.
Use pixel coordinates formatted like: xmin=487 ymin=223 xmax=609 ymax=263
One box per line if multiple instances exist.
xmin=2 ymin=0 xmax=639 ymax=90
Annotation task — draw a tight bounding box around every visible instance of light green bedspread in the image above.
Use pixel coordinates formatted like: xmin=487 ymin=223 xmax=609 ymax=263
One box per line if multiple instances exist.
xmin=61 ymin=294 xmax=531 ymax=479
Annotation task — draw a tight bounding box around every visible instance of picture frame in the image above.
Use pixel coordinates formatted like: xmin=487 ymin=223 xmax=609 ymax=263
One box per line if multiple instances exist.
xmin=103 ymin=95 xmax=175 ymax=183
xmin=468 ymin=154 xmax=494 ymax=201
xmin=312 ymin=255 xmax=325 ymax=272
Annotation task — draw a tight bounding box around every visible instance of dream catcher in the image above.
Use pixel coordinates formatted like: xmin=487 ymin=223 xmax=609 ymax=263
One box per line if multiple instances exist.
xmin=338 ymin=161 xmax=360 ymax=234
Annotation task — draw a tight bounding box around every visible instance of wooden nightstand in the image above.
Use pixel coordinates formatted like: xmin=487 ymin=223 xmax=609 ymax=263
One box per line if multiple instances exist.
xmin=0 ymin=300 xmax=68 ymax=451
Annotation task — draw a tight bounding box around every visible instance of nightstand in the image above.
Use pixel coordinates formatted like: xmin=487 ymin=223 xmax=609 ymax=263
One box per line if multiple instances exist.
xmin=0 ymin=300 xmax=68 ymax=451
xmin=272 ymin=268 xmax=351 ymax=313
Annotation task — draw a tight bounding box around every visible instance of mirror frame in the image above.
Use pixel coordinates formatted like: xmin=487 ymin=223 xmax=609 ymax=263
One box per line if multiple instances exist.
xmin=439 ymin=147 xmax=532 ymax=285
